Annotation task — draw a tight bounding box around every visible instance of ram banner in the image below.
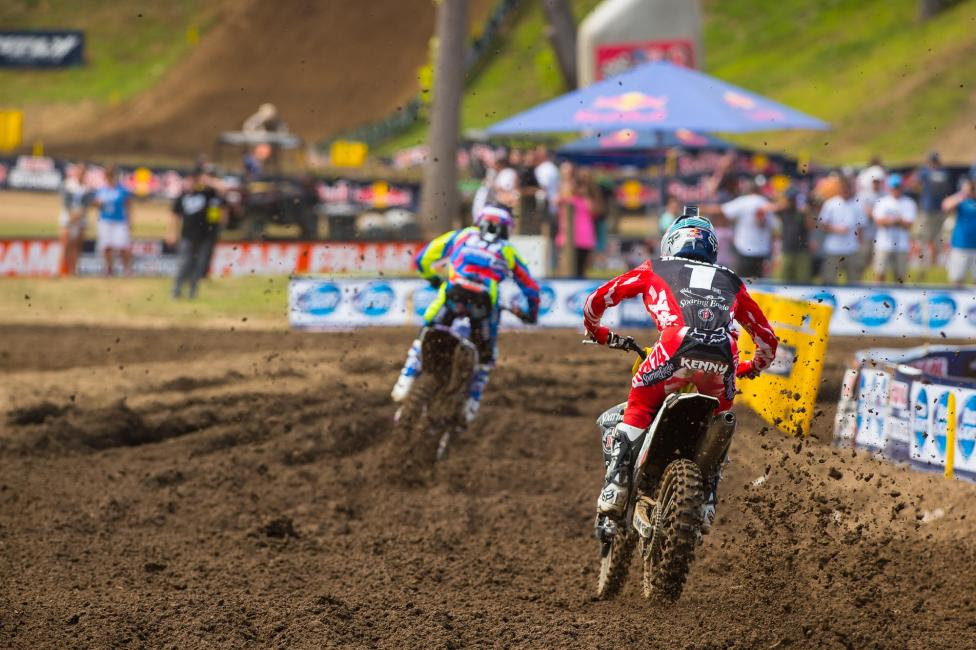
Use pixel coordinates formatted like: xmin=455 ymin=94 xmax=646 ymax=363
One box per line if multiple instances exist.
xmin=735 ymin=292 xmax=833 ymax=437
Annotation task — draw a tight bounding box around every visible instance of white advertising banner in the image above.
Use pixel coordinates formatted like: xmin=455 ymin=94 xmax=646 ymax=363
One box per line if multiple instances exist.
xmin=753 ymin=284 xmax=976 ymax=339
xmin=910 ymin=384 xmax=976 ymax=475
xmin=288 ymin=278 xmax=622 ymax=330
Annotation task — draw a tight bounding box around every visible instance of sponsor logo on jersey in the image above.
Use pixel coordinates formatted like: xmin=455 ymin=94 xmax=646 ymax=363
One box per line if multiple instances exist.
xmin=698 ymin=307 xmax=715 ymax=322
xmin=352 ymin=281 xmax=395 ymax=316
xmin=679 ymin=357 xmax=730 ymax=374
xmin=295 ymin=283 xmax=341 ymax=316
xmin=639 ymin=360 xmax=675 ymax=385
xmin=846 ymin=294 xmax=896 ymax=327
xmin=678 ymin=287 xmax=727 ymax=309
xmin=906 ymin=294 xmax=957 ymax=329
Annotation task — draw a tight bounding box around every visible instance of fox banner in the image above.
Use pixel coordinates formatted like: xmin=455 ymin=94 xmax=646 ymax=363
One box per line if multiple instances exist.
xmin=736 ymin=292 xmax=833 ymax=437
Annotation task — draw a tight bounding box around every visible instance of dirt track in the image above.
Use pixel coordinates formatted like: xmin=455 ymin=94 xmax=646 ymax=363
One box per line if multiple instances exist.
xmin=2 ymin=326 xmax=975 ymax=648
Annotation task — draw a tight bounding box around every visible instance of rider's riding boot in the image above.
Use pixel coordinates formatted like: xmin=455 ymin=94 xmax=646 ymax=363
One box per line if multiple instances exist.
xmin=391 ymin=338 xmax=423 ymax=402
xmin=596 ymin=423 xmax=642 ymax=517
xmin=463 ymin=363 xmax=492 ymax=423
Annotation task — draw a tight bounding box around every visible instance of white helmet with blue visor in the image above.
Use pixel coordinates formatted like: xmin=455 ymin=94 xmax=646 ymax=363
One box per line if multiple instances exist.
xmin=660 ymin=205 xmax=719 ymax=264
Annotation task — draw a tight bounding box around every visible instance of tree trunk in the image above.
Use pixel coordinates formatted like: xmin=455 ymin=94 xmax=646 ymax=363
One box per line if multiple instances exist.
xmin=420 ymin=0 xmax=468 ymax=236
xmin=541 ymin=0 xmax=577 ymax=89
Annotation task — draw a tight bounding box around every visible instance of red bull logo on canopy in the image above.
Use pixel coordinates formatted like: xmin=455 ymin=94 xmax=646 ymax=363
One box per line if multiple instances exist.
xmin=574 ymin=91 xmax=667 ymax=124
xmin=598 ymin=129 xmax=638 ymax=148
xmin=723 ymin=90 xmax=784 ymax=123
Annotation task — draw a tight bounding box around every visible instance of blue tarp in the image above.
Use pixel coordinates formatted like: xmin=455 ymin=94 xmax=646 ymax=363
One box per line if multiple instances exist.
xmin=556 ymin=128 xmax=732 ymax=165
xmin=486 ymin=61 xmax=829 ymax=135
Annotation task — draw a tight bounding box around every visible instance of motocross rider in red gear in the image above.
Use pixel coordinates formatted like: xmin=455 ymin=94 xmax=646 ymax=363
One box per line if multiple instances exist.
xmin=583 ymin=206 xmax=778 ymax=531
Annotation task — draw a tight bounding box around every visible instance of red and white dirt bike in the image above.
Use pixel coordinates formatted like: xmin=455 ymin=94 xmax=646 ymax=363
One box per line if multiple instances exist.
xmin=591 ymin=335 xmax=747 ymax=602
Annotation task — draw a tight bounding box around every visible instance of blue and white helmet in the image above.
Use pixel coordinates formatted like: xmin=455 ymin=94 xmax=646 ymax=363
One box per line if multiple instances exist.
xmin=661 ymin=205 xmax=719 ymax=264
xmin=475 ymin=202 xmax=514 ymax=242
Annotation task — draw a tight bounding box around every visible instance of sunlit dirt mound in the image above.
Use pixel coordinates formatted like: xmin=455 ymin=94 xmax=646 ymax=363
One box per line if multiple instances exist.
xmin=44 ymin=0 xmax=492 ymax=157
xmin=2 ymin=326 xmax=975 ymax=647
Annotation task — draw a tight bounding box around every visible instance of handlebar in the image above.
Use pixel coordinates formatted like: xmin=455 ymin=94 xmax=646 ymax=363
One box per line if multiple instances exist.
xmin=582 ymin=334 xmax=647 ymax=360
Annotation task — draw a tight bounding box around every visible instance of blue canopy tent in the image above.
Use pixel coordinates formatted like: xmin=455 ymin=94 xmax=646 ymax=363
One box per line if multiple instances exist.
xmin=486 ymin=60 xmax=829 ymax=135
xmin=557 ymin=128 xmax=734 ymax=166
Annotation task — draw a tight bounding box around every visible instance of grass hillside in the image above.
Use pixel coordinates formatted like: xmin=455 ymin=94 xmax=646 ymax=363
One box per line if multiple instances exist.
xmin=0 ymin=1 xmax=217 ymax=105
xmin=2 ymin=0 xmax=973 ymax=164
xmin=384 ymin=0 xmax=976 ymax=165
xmin=705 ymin=0 xmax=976 ymax=163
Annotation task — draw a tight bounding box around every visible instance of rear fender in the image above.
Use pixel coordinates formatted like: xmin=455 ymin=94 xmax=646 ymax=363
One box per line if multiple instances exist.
xmin=632 ymin=393 xmax=718 ymax=493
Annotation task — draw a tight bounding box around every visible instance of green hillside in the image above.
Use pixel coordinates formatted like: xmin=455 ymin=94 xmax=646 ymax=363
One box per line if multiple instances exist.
xmin=382 ymin=0 xmax=976 ymax=164
xmin=0 ymin=1 xmax=217 ymax=106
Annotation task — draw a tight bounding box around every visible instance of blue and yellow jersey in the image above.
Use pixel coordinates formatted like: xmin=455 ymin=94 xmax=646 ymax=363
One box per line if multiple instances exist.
xmin=414 ymin=227 xmax=540 ymax=315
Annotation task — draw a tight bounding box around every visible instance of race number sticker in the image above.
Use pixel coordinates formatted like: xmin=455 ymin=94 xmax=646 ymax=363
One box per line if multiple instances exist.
xmin=687 ymin=265 xmax=716 ymax=290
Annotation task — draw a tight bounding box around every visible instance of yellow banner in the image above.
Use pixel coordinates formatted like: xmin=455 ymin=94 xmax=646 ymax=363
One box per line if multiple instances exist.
xmin=737 ymin=292 xmax=832 ymax=437
xmin=330 ymin=140 xmax=368 ymax=167
xmin=0 ymin=110 xmax=23 ymax=152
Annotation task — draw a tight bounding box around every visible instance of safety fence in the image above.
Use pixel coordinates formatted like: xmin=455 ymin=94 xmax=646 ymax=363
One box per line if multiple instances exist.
xmin=287 ymin=279 xmax=976 ymax=338
xmin=834 ymin=345 xmax=976 ymax=481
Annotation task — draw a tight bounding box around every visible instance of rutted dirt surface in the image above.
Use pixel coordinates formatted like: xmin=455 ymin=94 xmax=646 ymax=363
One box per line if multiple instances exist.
xmin=1 ymin=326 xmax=975 ymax=648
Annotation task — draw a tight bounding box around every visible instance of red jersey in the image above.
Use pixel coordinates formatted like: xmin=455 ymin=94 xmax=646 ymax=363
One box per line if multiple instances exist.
xmin=583 ymin=257 xmax=778 ymax=373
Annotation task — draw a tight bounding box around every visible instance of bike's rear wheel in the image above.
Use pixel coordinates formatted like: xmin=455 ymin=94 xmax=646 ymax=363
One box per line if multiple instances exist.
xmin=596 ymin=521 xmax=635 ymax=599
xmin=385 ymin=372 xmax=442 ymax=484
xmin=642 ymin=458 xmax=704 ymax=602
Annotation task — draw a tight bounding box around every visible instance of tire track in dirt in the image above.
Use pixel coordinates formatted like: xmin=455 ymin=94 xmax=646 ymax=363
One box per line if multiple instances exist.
xmin=1 ymin=326 xmax=974 ymax=648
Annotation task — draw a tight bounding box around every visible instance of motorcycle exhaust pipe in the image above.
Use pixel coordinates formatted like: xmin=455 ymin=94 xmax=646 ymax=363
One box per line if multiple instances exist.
xmin=695 ymin=411 xmax=736 ymax=478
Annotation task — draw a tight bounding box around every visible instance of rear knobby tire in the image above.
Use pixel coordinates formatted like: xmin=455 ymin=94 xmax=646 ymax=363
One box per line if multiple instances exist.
xmin=642 ymin=458 xmax=704 ymax=602
xmin=385 ymin=373 xmax=442 ymax=484
xmin=596 ymin=525 xmax=635 ymax=599
xmin=428 ymin=344 xmax=476 ymax=459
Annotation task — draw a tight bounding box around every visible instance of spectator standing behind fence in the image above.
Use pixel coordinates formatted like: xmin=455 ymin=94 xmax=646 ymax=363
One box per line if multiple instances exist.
xmin=58 ymin=163 xmax=92 ymax=276
xmin=871 ymin=174 xmax=916 ymax=283
xmin=853 ymin=170 xmax=883 ymax=280
xmin=169 ymin=167 xmax=225 ymax=299
xmin=856 ymin=155 xmax=885 ymax=198
xmin=913 ymin=151 xmax=951 ymax=267
xmin=704 ymin=178 xmax=775 ymax=278
xmin=556 ymin=169 xmax=597 ymax=276
xmin=941 ymin=179 xmax=976 ymax=285
xmin=533 ymin=146 xmax=559 ymax=229
xmin=777 ymin=187 xmax=813 ymax=284
xmin=92 ymin=166 xmax=133 ymax=276
xmin=818 ymin=176 xmax=865 ymax=284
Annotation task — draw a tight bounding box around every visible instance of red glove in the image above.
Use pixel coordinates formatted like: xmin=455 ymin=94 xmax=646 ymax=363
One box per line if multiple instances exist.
xmin=591 ymin=326 xmax=610 ymax=345
xmin=736 ymin=360 xmax=761 ymax=379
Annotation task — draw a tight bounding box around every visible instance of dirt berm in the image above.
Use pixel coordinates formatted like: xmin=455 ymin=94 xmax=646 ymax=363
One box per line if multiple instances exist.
xmin=45 ymin=0 xmax=493 ymax=157
xmin=1 ymin=325 xmax=974 ymax=647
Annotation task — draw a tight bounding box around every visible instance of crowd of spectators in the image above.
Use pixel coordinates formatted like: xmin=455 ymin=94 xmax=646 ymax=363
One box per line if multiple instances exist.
xmin=54 ymin=146 xmax=975 ymax=288
xmin=695 ymin=151 xmax=975 ymax=286
xmin=468 ymin=144 xmax=975 ymax=286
